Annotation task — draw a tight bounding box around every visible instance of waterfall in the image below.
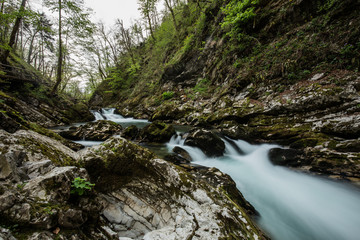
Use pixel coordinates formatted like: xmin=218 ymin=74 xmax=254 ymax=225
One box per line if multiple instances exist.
xmin=90 ymin=108 xmax=149 ymax=128
xmin=101 ymin=108 xmax=124 ymax=120
xmin=167 ymin=136 xmax=360 ymax=240
xmin=91 ymin=110 xmax=105 ymax=120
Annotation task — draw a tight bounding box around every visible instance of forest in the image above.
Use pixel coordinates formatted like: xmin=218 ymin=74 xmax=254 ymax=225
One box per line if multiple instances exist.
xmin=0 ymin=0 xmax=360 ymax=239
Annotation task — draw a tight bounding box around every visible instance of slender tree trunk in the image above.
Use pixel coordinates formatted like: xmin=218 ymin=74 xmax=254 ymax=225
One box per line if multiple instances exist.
xmin=164 ymin=0 xmax=178 ymax=32
xmin=1 ymin=0 xmax=27 ymax=63
xmin=147 ymin=12 xmax=156 ymax=41
xmin=51 ymin=0 xmax=62 ymax=95
xmin=27 ymin=32 xmax=37 ymax=64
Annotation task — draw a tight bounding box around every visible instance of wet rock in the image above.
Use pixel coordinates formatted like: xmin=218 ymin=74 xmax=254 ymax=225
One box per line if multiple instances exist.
xmin=121 ymin=125 xmax=139 ymax=140
xmin=268 ymin=148 xmax=308 ymax=167
xmin=173 ymin=146 xmax=192 ymax=162
xmin=60 ymin=120 xmax=122 ymax=141
xmin=163 ymin=154 xmax=190 ymax=165
xmin=140 ymin=121 xmax=176 ymax=143
xmin=184 ymin=129 xmax=225 ymax=157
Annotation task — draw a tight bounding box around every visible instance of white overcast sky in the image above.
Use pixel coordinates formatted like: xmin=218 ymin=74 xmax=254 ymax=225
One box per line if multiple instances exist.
xmin=84 ymin=0 xmax=142 ymax=28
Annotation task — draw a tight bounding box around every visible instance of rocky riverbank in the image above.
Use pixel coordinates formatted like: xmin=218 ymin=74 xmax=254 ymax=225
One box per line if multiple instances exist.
xmin=0 ymin=128 xmax=267 ymax=239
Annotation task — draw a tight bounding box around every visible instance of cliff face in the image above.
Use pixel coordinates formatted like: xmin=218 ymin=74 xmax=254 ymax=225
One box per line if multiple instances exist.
xmin=90 ymin=0 xmax=360 ymax=183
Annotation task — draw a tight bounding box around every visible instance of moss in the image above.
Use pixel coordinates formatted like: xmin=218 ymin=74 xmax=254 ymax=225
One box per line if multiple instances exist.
xmin=17 ymin=137 xmax=78 ymax=167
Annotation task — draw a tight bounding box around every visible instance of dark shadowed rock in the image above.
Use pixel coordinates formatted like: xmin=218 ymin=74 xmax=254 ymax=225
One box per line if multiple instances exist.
xmin=121 ymin=125 xmax=139 ymax=140
xmin=268 ymin=148 xmax=307 ymax=167
xmin=184 ymin=129 xmax=225 ymax=157
xmin=140 ymin=121 xmax=176 ymax=143
xmin=173 ymin=146 xmax=193 ymax=162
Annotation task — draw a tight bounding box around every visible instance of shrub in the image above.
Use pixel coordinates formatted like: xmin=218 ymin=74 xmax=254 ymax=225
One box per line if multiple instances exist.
xmin=71 ymin=177 xmax=95 ymax=196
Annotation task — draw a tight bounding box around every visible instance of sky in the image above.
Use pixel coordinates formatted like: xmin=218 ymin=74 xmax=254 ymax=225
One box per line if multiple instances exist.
xmin=84 ymin=0 xmax=142 ymax=28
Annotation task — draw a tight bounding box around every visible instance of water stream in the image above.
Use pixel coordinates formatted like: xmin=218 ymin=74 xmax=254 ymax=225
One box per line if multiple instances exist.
xmin=74 ymin=109 xmax=360 ymax=239
xmin=167 ymin=135 xmax=360 ymax=240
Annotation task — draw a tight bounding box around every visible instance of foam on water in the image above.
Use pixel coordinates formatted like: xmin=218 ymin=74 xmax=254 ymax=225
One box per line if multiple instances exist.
xmin=168 ymin=135 xmax=360 ymax=240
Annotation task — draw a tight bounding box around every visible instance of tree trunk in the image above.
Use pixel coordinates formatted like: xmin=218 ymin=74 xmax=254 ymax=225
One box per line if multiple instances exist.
xmin=51 ymin=0 xmax=63 ymax=95
xmin=147 ymin=12 xmax=156 ymax=41
xmin=1 ymin=0 xmax=27 ymax=63
xmin=164 ymin=0 xmax=178 ymax=32
xmin=27 ymin=32 xmax=37 ymax=64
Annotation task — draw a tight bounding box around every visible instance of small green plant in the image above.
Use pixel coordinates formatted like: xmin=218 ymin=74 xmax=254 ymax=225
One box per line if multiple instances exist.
xmin=162 ymin=91 xmax=174 ymax=100
xmin=16 ymin=182 xmax=26 ymax=190
xmin=71 ymin=177 xmax=95 ymax=196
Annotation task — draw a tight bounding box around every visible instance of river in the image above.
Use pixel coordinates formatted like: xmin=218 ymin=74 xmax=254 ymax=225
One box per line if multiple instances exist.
xmin=79 ymin=108 xmax=360 ymax=240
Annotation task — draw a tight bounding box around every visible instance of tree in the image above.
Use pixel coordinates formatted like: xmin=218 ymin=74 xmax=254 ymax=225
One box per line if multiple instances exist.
xmin=0 ymin=0 xmax=27 ymax=63
xmin=115 ymin=19 xmax=136 ymax=65
xmin=44 ymin=0 xmax=94 ymax=95
xmin=138 ymin=0 xmax=158 ymax=41
xmin=164 ymin=0 xmax=178 ymax=32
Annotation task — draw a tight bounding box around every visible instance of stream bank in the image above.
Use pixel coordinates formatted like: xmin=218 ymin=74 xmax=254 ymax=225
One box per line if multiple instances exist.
xmin=61 ymin=108 xmax=360 ymax=240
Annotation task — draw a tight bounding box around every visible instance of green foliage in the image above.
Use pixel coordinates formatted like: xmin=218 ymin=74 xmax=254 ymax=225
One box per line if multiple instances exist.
xmin=70 ymin=177 xmax=95 ymax=196
xmin=162 ymin=91 xmax=174 ymax=100
xmin=194 ymin=78 xmax=210 ymax=94
xmin=221 ymin=0 xmax=259 ymax=41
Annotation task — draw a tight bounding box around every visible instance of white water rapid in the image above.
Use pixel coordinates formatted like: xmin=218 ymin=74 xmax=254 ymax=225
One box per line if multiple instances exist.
xmin=167 ymin=135 xmax=360 ymax=240
xmin=91 ymin=108 xmax=149 ymax=128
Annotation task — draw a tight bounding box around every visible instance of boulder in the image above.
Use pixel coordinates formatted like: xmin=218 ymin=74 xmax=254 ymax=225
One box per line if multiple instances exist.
xmin=81 ymin=136 xmax=155 ymax=191
xmin=184 ymin=129 xmax=225 ymax=157
xmin=121 ymin=125 xmax=139 ymax=140
xmin=140 ymin=121 xmax=176 ymax=143
xmin=268 ymin=148 xmax=307 ymax=167
xmin=60 ymin=120 xmax=122 ymax=141
xmin=173 ymin=146 xmax=192 ymax=162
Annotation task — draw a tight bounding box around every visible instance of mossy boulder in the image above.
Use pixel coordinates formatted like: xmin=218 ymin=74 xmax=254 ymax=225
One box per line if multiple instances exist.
xmin=81 ymin=136 xmax=156 ymax=192
xmin=140 ymin=121 xmax=176 ymax=143
xmin=121 ymin=125 xmax=139 ymax=140
xmin=184 ymin=128 xmax=225 ymax=157
xmin=60 ymin=120 xmax=122 ymax=141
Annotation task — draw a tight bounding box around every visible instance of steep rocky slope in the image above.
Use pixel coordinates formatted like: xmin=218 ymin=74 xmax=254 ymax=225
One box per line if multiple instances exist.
xmin=90 ymin=0 xmax=360 ymax=183
xmin=0 ymin=53 xmax=94 ymax=134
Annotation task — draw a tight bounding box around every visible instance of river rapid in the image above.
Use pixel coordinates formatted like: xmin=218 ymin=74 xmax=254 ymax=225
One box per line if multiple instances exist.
xmin=79 ymin=108 xmax=360 ymax=240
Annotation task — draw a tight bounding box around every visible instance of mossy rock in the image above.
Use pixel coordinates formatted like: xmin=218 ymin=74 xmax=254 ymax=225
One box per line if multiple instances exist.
xmin=82 ymin=136 xmax=156 ymax=192
xmin=140 ymin=121 xmax=176 ymax=143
